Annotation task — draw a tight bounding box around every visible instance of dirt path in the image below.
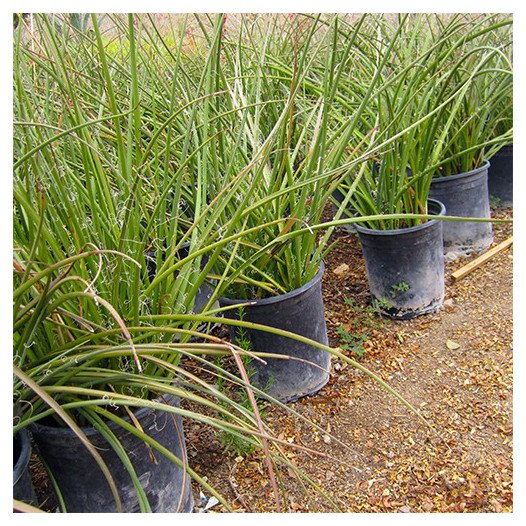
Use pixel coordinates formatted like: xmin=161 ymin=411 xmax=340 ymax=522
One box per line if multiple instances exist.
xmin=190 ymin=208 xmax=513 ymax=513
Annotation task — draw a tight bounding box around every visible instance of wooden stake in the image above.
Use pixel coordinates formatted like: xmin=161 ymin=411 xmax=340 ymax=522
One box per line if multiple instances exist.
xmin=451 ymin=236 xmax=513 ymax=282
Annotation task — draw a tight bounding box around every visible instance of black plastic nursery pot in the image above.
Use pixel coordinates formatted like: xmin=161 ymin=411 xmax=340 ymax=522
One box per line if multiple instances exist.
xmin=488 ymin=145 xmax=513 ymax=206
xmin=355 ymin=199 xmax=446 ymax=320
xmin=429 ymin=161 xmax=493 ymax=259
xmin=219 ymin=263 xmax=330 ymax=403
xmin=30 ymin=395 xmax=193 ymax=513
xmin=13 ymin=428 xmax=37 ymax=506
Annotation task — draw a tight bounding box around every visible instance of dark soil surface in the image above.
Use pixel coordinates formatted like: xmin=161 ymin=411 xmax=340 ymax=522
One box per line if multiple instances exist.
xmin=24 ymin=206 xmax=513 ymax=513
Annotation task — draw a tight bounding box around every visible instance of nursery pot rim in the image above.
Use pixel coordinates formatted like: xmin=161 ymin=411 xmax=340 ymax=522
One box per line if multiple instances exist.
xmin=219 ymin=261 xmax=325 ymax=307
xmin=30 ymin=394 xmax=179 ymax=438
xmin=431 ymin=160 xmax=490 ymax=184
xmin=354 ymin=199 xmax=445 ymax=237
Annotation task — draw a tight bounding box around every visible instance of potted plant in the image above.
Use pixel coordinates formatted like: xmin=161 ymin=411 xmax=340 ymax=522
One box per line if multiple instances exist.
xmin=332 ymin=15 xmax=513 ymax=317
xmin=329 ymin=14 xmax=461 ymax=316
xmin=12 ymin=13 xmax=258 ymax=511
xmin=15 ymin=13 xmax=494 ymax=512
xmin=480 ymin=23 xmax=513 ymax=207
xmin=427 ymin=16 xmax=513 ymax=257
xmin=179 ymin=13 xmax=405 ymax=401
xmin=487 ymin=144 xmax=513 ymax=207
xmin=13 ymin=13 xmax=387 ymax=512
xmin=13 ymin=250 xmax=275 ymax=512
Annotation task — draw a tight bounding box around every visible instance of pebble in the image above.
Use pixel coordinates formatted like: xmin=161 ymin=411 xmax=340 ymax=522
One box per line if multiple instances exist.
xmin=443 ymin=298 xmax=455 ymax=312
xmin=333 ymin=263 xmax=350 ymax=276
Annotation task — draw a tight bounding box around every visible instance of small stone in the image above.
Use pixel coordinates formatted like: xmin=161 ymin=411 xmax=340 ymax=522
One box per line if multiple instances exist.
xmin=446 ymin=339 xmax=461 ymax=350
xmin=323 ymin=434 xmax=332 ymax=444
xmin=333 ymin=263 xmax=350 ymax=276
xmin=422 ymin=501 xmax=434 ymax=512
xmin=399 ymin=505 xmax=412 ymax=513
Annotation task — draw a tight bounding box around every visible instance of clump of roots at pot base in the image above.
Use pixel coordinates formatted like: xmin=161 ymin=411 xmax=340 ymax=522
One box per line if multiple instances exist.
xmin=336 ymin=298 xmax=383 ymax=359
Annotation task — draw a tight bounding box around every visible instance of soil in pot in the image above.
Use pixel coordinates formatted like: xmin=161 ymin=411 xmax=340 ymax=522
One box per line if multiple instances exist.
xmin=354 ymin=199 xmax=445 ymax=320
xmin=30 ymin=395 xmax=193 ymax=513
xmin=13 ymin=428 xmax=37 ymax=506
xmin=488 ymin=145 xmax=513 ymax=207
xmin=429 ymin=161 xmax=493 ymax=260
xmin=219 ymin=264 xmax=331 ymax=403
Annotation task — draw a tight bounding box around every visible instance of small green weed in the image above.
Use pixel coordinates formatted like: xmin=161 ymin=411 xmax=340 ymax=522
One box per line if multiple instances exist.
xmin=372 ymin=297 xmax=394 ymax=312
xmin=343 ymin=297 xmax=382 ymax=328
xmin=337 ymin=298 xmax=383 ymax=359
xmin=335 ymin=325 xmax=367 ymax=358
xmin=215 ymin=307 xmax=264 ymax=456
xmin=389 ymin=281 xmax=410 ymax=298
xmin=489 ymin=195 xmax=503 ymax=208
xmin=217 ymin=382 xmax=262 ymax=456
